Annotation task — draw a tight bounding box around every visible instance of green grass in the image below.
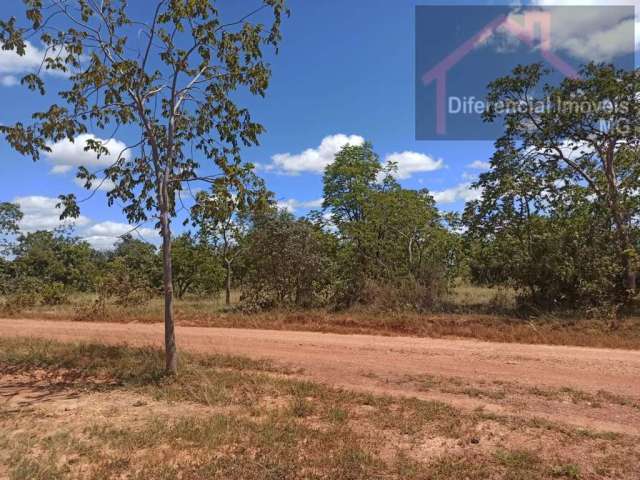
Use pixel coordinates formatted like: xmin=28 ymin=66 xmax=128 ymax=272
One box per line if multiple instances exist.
xmin=1 ymin=337 xmax=639 ymax=479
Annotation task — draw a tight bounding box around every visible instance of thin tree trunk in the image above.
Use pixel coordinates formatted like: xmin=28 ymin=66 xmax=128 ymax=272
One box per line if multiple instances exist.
xmin=225 ymin=258 xmax=232 ymax=305
xmin=160 ymin=204 xmax=178 ymax=375
xmin=604 ymin=144 xmax=637 ymax=299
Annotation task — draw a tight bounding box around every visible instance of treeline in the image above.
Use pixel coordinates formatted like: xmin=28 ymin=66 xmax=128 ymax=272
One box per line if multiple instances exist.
xmin=0 ymin=142 xmax=463 ymax=313
xmin=2 ymin=64 xmax=639 ymax=317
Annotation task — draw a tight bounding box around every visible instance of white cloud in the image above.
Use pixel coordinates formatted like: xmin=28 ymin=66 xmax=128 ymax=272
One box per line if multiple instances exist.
xmin=73 ymin=176 xmax=116 ymax=192
xmin=85 ymin=221 xmax=157 ymax=238
xmin=12 ymin=194 xmax=161 ymax=251
xmin=500 ymin=4 xmax=637 ymax=63
xmin=383 ymin=151 xmax=443 ymax=179
xmin=0 ymin=40 xmax=46 ymax=74
xmin=50 ymin=164 xmax=74 ymax=174
xmin=82 ymin=221 xmax=158 ymax=250
xmin=277 ymin=198 xmax=323 ymax=213
xmin=0 ymin=40 xmax=71 ymax=85
xmin=0 ymin=75 xmax=18 ymax=87
xmin=267 ymin=134 xmax=365 ymax=175
xmin=81 ymin=235 xmax=121 ymax=251
xmin=467 ymin=160 xmax=490 ymax=170
xmin=14 ymin=195 xmax=90 ymax=232
xmin=266 ymin=135 xmax=444 ymax=181
xmin=432 ymin=183 xmax=482 ymax=204
xmin=44 ymin=133 xmax=131 ymax=174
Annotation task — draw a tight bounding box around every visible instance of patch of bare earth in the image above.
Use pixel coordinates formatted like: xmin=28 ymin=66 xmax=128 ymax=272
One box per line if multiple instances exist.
xmin=1 ymin=363 xmax=639 ymax=479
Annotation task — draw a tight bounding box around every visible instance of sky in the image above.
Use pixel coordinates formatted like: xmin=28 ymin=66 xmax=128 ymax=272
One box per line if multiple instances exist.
xmin=0 ymin=0 xmax=638 ymax=249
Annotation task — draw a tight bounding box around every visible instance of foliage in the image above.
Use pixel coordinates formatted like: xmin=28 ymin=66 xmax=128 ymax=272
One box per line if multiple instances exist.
xmin=0 ymin=202 xmax=22 ymax=254
xmin=11 ymin=230 xmax=97 ymax=292
xmin=323 ymin=143 xmax=461 ymax=309
xmin=477 ymin=63 xmax=640 ymax=307
xmin=109 ymin=235 xmax=162 ymax=291
xmin=96 ymin=257 xmax=155 ymax=307
xmin=240 ymin=210 xmax=337 ymax=310
xmin=465 ymin=195 xmax=621 ymax=310
xmin=171 ymin=233 xmax=224 ymax=298
xmin=191 ymin=166 xmax=273 ymax=304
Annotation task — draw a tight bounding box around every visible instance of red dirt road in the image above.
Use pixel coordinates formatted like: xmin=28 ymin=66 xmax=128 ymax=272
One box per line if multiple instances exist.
xmin=2 ymin=318 xmax=639 ymax=435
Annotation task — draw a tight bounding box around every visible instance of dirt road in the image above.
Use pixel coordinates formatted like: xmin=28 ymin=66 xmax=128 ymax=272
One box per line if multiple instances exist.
xmin=2 ymin=318 xmax=639 ymax=435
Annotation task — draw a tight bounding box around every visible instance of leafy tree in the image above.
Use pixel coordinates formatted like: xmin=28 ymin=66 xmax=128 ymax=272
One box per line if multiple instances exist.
xmin=363 ymin=187 xmax=460 ymax=285
xmin=109 ymin=234 xmax=162 ymax=291
xmin=483 ymin=63 xmax=640 ymax=303
xmin=12 ymin=230 xmax=97 ymax=291
xmin=241 ymin=210 xmax=337 ymax=309
xmin=464 ymin=169 xmax=621 ymax=309
xmin=322 ymin=143 xmax=459 ymax=308
xmin=0 ymin=202 xmax=22 ymax=255
xmin=0 ymin=0 xmax=287 ymax=373
xmin=323 ymin=142 xmax=384 ymax=225
xmin=171 ymin=233 xmax=223 ymax=299
xmin=191 ymin=167 xmax=272 ymax=305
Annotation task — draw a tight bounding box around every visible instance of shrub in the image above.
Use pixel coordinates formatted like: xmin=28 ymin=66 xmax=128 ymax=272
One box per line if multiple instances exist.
xmin=239 ymin=211 xmax=337 ymax=311
xmin=40 ymin=282 xmax=69 ymax=306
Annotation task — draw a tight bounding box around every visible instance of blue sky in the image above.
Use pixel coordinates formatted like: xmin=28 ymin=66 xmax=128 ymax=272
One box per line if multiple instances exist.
xmin=0 ymin=0 xmax=637 ymax=249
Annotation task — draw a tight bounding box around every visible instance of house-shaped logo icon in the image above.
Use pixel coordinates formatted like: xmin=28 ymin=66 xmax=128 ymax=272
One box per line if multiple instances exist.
xmin=421 ymin=10 xmax=578 ymax=136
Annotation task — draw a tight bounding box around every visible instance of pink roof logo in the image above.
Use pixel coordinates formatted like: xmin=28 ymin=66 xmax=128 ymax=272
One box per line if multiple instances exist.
xmin=422 ymin=10 xmax=579 ymax=136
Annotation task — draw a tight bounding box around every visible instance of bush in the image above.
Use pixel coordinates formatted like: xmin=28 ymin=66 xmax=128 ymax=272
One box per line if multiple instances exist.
xmin=97 ymin=258 xmax=155 ymax=307
xmin=239 ymin=211 xmax=337 ymax=311
xmin=40 ymin=282 xmax=69 ymax=306
xmin=358 ymin=278 xmax=443 ymax=313
xmin=3 ymin=291 xmax=40 ymax=313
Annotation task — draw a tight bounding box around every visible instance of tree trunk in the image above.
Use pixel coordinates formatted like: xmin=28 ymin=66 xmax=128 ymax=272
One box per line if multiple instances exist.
xmin=160 ymin=206 xmax=178 ymax=375
xmin=225 ymin=259 xmax=232 ymax=305
xmin=604 ymin=143 xmax=636 ymax=300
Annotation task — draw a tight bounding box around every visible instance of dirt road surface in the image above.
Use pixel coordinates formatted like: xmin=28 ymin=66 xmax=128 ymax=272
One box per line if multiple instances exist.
xmin=2 ymin=318 xmax=639 ymax=435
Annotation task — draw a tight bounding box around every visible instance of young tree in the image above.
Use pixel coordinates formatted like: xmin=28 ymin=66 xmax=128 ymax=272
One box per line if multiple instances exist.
xmin=171 ymin=233 xmax=223 ymax=299
xmin=483 ymin=63 xmax=640 ymax=302
xmin=241 ymin=210 xmax=337 ymax=309
xmin=0 ymin=202 xmax=23 ymax=255
xmin=0 ymin=0 xmax=286 ymax=373
xmin=191 ymin=166 xmax=272 ymax=305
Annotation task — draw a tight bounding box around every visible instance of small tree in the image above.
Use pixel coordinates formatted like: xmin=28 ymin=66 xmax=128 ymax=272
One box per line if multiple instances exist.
xmin=171 ymin=233 xmax=223 ymax=299
xmin=13 ymin=229 xmax=98 ymax=291
xmin=241 ymin=210 xmax=337 ymax=309
xmin=109 ymin=234 xmax=162 ymax=290
xmin=0 ymin=202 xmax=23 ymax=255
xmin=322 ymin=143 xmax=457 ymax=308
xmin=191 ymin=166 xmax=272 ymax=305
xmin=0 ymin=0 xmax=286 ymax=373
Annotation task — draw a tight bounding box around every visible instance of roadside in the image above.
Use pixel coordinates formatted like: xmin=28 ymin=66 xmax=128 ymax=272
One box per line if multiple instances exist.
xmin=1 ymin=318 xmax=639 ymax=436
xmin=6 ymin=301 xmax=640 ymax=350
xmin=1 ymin=337 xmax=638 ymax=479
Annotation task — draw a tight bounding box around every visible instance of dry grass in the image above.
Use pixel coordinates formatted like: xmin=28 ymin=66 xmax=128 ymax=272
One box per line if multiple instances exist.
xmin=5 ymin=286 xmax=640 ymax=350
xmin=1 ymin=337 xmax=639 ymax=479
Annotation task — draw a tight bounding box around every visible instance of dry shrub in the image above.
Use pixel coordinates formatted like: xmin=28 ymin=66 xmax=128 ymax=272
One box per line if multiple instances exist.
xmin=2 ymin=291 xmax=39 ymax=314
xmin=73 ymin=295 xmax=111 ymax=322
xmin=358 ymin=278 xmax=444 ymax=312
xmin=40 ymin=282 xmax=69 ymax=306
xmin=1 ymin=278 xmax=69 ymax=313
